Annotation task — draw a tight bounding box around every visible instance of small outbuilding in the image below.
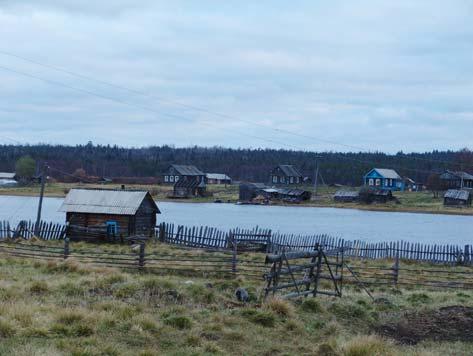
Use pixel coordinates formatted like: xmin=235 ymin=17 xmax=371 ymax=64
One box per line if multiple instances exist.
xmin=334 ymin=190 xmax=359 ymax=202
xmin=59 ymin=188 xmax=160 ymax=240
xmin=206 ymin=173 xmax=232 ymax=185
xmin=444 ymin=189 xmax=472 ymax=207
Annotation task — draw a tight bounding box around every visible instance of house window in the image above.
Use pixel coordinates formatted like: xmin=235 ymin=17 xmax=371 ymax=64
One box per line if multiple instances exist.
xmin=272 ymin=176 xmax=278 ymax=183
xmin=164 ymin=175 xmax=169 ymax=182
xmin=296 ymin=177 xmax=299 ymax=184
xmin=368 ymin=179 xmax=374 ymax=186
xmin=290 ymin=177 xmax=294 ymax=184
xmin=375 ymin=179 xmax=381 ymax=186
xmin=175 ymin=176 xmax=179 ymax=182
xmin=281 ymin=177 xmax=286 ymax=184
xmin=170 ymin=176 xmax=174 ymax=182
xmin=106 ymin=221 xmax=118 ymax=236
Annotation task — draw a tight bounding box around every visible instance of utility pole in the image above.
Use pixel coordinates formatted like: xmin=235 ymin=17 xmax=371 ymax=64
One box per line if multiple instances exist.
xmin=34 ymin=162 xmax=48 ymax=236
xmin=313 ymin=157 xmax=319 ymax=198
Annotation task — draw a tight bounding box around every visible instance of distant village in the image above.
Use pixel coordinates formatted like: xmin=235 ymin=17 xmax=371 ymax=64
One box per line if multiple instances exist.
xmin=3 ymin=162 xmax=471 ymax=208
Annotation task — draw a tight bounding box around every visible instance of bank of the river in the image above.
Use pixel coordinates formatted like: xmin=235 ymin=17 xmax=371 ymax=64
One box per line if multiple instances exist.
xmin=1 ymin=182 xmax=472 ymax=216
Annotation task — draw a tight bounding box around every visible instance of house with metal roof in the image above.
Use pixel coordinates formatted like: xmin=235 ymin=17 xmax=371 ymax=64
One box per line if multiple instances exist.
xmin=163 ymin=164 xmax=205 ymax=184
xmin=59 ymin=188 xmax=160 ymax=240
xmin=363 ymin=168 xmax=404 ymax=191
xmin=444 ymin=189 xmax=472 ymax=207
xmin=270 ymin=165 xmax=303 ymax=185
xmin=440 ymin=170 xmax=473 ymax=189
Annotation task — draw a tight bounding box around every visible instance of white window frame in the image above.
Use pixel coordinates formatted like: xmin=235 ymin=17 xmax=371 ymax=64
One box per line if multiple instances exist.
xmin=164 ymin=175 xmax=169 ymax=183
xmin=175 ymin=176 xmax=179 ymax=182
xmin=368 ymin=178 xmax=374 ymax=186
xmin=290 ymin=177 xmax=294 ymax=184
xmin=272 ymin=176 xmax=278 ymax=183
xmin=170 ymin=175 xmax=174 ymax=182
xmin=375 ymin=179 xmax=381 ymax=186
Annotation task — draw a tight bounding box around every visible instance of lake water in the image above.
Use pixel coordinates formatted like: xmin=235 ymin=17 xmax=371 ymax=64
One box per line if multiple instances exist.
xmin=0 ymin=195 xmax=471 ymax=245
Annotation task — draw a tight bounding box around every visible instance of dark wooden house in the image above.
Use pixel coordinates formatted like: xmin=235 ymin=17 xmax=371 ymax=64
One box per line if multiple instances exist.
xmin=173 ymin=177 xmax=207 ymax=198
xmin=59 ymin=188 xmax=160 ymax=240
xmin=270 ymin=165 xmax=303 ymax=185
xmin=440 ymin=171 xmax=473 ymax=189
xmin=444 ymin=189 xmax=472 ymax=207
xmin=163 ymin=165 xmax=205 ymax=184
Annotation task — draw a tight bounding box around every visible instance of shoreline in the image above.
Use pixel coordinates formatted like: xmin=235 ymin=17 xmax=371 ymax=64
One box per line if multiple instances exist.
xmin=1 ymin=190 xmax=472 ymax=217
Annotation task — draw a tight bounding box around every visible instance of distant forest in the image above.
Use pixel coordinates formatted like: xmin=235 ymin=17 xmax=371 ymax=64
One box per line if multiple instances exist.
xmin=0 ymin=144 xmax=472 ymax=186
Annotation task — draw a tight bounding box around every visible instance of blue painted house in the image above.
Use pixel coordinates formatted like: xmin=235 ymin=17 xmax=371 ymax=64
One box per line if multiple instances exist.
xmin=363 ymin=168 xmax=404 ymax=191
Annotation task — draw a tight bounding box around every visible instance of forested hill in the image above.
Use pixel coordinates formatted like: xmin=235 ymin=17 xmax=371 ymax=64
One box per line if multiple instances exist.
xmin=0 ymin=144 xmax=471 ymax=185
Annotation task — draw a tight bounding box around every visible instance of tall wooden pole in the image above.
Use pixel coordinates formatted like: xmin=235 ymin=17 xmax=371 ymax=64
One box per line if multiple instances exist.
xmin=34 ymin=162 xmax=48 ymax=236
xmin=313 ymin=158 xmax=319 ymax=198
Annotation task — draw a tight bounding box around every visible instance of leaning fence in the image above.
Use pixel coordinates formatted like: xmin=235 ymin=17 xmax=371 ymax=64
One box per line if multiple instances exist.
xmin=0 ymin=219 xmax=471 ymax=266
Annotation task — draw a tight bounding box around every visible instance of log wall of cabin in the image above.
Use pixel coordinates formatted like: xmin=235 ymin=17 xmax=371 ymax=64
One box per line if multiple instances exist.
xmin=66 ymin=212 xmax=132 ymax=235
xmin=134 ymin=196 xmax=157 ymax=236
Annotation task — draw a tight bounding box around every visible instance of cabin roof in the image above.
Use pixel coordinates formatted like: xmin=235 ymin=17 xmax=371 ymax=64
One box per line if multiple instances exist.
xmin=171 ymin=165 xmax=204 ymax=176
xmin=59 ymin=188 xmax=160 ymax=215
xmin=275 ymin=165 xmax=302 ymax=177
xmin=0 ymin=172 xmax=16 ymax=179
xmin=440 ymin=170 xmax=473 ymax=181
xmin=444 ymin=189 xmax=471 ymax=201
xmin=206 ymin=173 xmax=231 ymax=180
xmin=366 ymin=168 xmax=401 ymax=179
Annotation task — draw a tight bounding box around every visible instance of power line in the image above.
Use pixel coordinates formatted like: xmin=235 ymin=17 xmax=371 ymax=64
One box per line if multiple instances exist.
xmin=0 ymin=62 xmax=468 ymax=176
xmin=0 ymin=50 xmax=468 ymax=168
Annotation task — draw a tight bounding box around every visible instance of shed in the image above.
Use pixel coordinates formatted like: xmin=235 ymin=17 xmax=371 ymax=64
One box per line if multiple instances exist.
xmin=59 ymin=188 xmax=160 ymax=240
xmin=173 ymin=177 xmax=207 ymax=198
xmin=359 ymin=187 xmax=394 ymax=204
xmin=239 ymin=183 xmax=267 ymax=202
xmin=444 ymin=189 xmax=472 ymax=207
xmin=334 ymin=190 xmax=359 ymax=202
xmin=206 ymin=173 xmax=232 ymax=185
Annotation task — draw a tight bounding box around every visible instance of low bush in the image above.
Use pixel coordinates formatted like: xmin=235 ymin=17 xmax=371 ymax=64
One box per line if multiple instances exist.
xmin=164 ymin=315 xmax=193 ymax=330
xmin=29 ymin=280 xmax=49 ymax=294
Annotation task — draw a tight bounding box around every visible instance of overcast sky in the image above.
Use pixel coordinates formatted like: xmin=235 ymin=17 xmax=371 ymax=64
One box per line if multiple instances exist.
xmin=0 ymin=1 xmax=472 ymax=152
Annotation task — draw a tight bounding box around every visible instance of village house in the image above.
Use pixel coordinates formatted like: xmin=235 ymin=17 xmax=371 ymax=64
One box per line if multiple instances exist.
xmin=439 ymin=170 xmax=473 ymax=189
xmin=443 ymin=189 xmax=472 ymax=207
xmin=59 ymin=188 xmax=160 ymax=240
xmin=163 ymin=165 xmax=205 ymax=184
xmin=206 ymin=173 xmax=232 ymax=185
xmin=270 ymin=165 xmax=303 ymax=185
xmin=363 ymin=168 xmax=404 ymax=191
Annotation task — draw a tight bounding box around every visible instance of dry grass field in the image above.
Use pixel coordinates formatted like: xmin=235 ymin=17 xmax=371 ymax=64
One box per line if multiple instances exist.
xmin=0 ymin=241 xmax=473 ymax=355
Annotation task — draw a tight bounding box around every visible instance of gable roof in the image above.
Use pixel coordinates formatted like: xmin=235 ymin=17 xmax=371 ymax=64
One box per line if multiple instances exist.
xmin=366 ymin=168 xmax=401 ymax=180
xmin=275 ymin=165 xmax=302 ymax=177
xmin=59 ymin=188 xmax=160 ymax=215
xmin=444 ymin=189 xmax=471 ymax=201
xmin=171 ymin=165 xmax=204 ymax=176
xmin=440 ymin=170 xmax=473 ymax=181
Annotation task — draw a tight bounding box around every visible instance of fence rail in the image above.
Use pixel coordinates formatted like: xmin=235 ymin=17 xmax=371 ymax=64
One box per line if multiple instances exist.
xmin=0 ymin=220 xmax=471 ymax=266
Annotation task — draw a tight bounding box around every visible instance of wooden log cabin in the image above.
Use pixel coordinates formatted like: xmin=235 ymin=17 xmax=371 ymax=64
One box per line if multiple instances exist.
xmin=59 ymin=188 xmax=160 ymax=240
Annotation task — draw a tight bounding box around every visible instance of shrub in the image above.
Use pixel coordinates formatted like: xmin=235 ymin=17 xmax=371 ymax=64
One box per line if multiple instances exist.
xmin=300 ymin=298 xmax=323 ymax=313
xmin=164 ymin=315 xmax=193 ymax=330
xmin=241 ymin=309 xmax=276 ymax=327
xmin=56 ymin=311 xmax=84 ymax=325
xmin=265 ymin=298 xmax=294 ymax=317
xmin=0 ymin=318 xmax=15 ymax=338
xmin=342 ymin=335 xmax=393 ymax=356
xmin=29 ymin=280 xmax=48 ymax=294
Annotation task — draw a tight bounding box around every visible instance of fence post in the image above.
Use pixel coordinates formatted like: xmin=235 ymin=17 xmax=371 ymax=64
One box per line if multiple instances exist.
xmin=63 ymin=238 xmax=70 ymax=260
xmin=392 ymin=251 xmax=399 ymax=286
xmin=231 ymin=232 xmax=237 ymax=275
xmin=138 ymin=242 xmax=146 ymax=269
xmin=159 ymin=223 xmax=166 ymax=242
xmin=464 ymin=245 xmax=470 ymax=265
xmin=266 ymin=230 xmax=272 ymax=253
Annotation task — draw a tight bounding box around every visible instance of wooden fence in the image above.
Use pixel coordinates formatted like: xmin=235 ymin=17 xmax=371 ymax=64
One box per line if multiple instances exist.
xmin=0 ymin=220 xmax=66 ymax=240
xmin=0 ymin=219 xmax=471 ymax=266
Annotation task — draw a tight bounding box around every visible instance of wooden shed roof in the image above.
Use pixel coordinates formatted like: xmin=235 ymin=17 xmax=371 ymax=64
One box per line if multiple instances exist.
xmin=171 ymin=165 xmax=204 ymax=176
xmin=444 ymin=189 xmax=471 ymax=201
xmin=59 ymin=188 xmax=160 ymax=215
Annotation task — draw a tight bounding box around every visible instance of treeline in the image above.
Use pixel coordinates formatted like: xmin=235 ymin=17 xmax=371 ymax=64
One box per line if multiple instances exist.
xmin=0 ymin=143 xmax=471 ymax=185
